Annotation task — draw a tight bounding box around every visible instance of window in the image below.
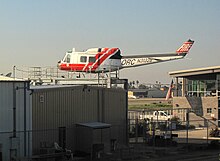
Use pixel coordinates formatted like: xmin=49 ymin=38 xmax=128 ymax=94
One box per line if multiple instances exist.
xmin=89 ymin=57 xmax=96 ymax=63
xmin=187 ymin=79 xmax=217 ymax=97
xmin=39 ymin=95 xmax=44 ymax=103
xmin=154 ymin=111 xmax=158 ymax=116
xmin=64 ymin=54 xmax=71 ymax=63
xmin=80 ymin=56 xmax=87 ymax=63
xmin=207 ymin=108 xmax=212 ymax=113
xmin=66 ymin=54 xmax=71 ymax=63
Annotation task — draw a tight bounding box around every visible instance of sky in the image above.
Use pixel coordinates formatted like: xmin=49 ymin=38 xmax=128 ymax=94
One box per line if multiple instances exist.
xmin=0 ymin=0 xmax=220 ymax=84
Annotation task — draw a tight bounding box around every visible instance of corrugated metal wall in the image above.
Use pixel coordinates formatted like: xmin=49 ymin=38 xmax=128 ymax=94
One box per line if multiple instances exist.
xmin=103 ymin=88 xmax=127 ymax=144
xmin=0 ymin=81 xmax=31 ymax=161
xmin=32 ymin=85 xmax=127 ymax=154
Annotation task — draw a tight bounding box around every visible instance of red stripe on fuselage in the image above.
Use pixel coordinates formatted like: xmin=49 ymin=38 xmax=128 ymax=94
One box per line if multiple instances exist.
xmin=87 ymin=48 xmax=119 ymax=72
xmin=59 ymin=64 xmax=86 ymax=71
xmin=59 ymin=48 xmax=119 ymax=72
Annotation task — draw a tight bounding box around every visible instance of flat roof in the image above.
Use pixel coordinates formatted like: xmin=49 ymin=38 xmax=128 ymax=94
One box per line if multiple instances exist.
xmin=169 ymin=66 xmax=220 ymax=77
xmin=30 ymin=84 xmax=77 ymax=90
xmin=0 ymin=76 xmax=28 ymax=82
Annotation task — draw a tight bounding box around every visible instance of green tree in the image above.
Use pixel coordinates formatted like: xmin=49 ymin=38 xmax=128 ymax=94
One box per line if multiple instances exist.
xmin=139 ymin=84 xmax=147 ymax=89
xmin=136 ymin=80 xmax=139 ymax=88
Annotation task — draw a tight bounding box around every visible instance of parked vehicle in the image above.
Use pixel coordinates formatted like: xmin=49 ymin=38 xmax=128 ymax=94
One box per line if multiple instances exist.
xmin=139 ymin=111 xmax=172 ymax=121
xmin=210 ymin=127 xmax=220 ymax=137
xmin=128 ymin=95 xmax=137 ymax=99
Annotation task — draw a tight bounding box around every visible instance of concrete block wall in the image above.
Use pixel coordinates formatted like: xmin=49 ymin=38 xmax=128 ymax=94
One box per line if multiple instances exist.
xmin=173 ymin=96 xmax=218 ymax=126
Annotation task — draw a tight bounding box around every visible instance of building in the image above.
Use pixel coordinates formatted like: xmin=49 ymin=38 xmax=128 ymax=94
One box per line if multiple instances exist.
xmin=31 ymin=85 xmax=127 ymax=155
xmin=169 ymin=66 xmax=220 ymax=126
xmin=0 ymin=80 xmax=128 ymax=160
xmin=0 ymin=78 xmax=31 ymax=161
xmin=128 ymin=88 xmax=168 ymax=98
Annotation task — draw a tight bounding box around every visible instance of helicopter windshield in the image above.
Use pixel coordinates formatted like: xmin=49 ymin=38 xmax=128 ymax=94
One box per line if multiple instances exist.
xmin=63 ymin=54 xmax=71 ymax=63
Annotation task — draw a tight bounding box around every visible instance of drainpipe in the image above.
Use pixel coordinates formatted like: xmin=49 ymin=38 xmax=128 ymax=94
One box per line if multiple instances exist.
xmin=24 ymin=82 xmax=27 ymax=156
xmin=12 ymin=82 xmax=16 ymax=138
xmin=124 ymin=79 xmax=129 ymax=145
xmin=186 ymin=110 xmax=189 ymax=146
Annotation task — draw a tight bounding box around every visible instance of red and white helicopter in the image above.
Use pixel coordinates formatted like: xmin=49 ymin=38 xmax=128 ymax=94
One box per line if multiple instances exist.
xmin=58 ymin=39 xmax=194 ymax=73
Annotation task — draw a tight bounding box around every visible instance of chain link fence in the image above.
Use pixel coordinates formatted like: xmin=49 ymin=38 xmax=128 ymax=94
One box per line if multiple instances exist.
xmin=128 ymin=108 xmax=219 ymax=147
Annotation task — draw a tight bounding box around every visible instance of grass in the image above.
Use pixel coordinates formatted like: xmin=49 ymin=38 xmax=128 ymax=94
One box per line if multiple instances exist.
xmin=128 ymin=103 xmax=172 ymax=110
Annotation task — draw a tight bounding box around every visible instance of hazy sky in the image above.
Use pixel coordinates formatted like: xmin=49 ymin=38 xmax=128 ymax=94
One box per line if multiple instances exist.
xmin=1 ymin=0 xmax=220 ymax=84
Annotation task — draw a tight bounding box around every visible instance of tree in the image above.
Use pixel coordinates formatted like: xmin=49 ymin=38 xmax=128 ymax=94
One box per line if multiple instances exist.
xmin=136 ymin=80 xmax=139 ymax=88
xmin=128 ymin=82 xmax=133 ymax=89
xmin=139 ymin=84 xmax=147 ymax=89
xmin=132 ymin=81 xmax=135 ymax=87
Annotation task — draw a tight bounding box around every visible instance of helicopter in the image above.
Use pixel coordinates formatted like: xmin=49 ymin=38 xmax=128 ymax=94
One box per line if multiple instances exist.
xmin=58 ymin=39 xmax=194 ymax=73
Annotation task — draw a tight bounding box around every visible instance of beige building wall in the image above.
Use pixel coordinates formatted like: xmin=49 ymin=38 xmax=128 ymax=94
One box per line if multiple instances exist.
xmin=173 ymin=96 xmax=218 ymax=125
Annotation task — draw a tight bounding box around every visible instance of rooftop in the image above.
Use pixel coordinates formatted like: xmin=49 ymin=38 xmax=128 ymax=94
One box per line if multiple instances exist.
xmin=169 ymin=66 xmax=220 ymax=77
xmin=0 ymin=75 xmax=26 ymax=81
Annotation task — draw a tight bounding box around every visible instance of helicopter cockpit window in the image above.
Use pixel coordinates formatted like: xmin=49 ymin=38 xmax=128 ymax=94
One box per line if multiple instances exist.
xmin=89 ymin=57 xmax=96 ymax=63
xmin=64 ymin=54 xmax=71 ymax=63
xmin=80 ymin=56 xmax=87 ymax=63
xmin=66 ymin=54 xmax=71 ymax=63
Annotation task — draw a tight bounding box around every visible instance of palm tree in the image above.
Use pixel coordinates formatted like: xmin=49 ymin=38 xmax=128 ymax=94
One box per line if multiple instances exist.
xmin=136 ymin=80 xmax=139 ymax=88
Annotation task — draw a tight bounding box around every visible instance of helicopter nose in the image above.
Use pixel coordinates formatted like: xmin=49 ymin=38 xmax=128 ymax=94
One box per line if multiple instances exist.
xmin=57 ymin=61 xmax=61 ymax=68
